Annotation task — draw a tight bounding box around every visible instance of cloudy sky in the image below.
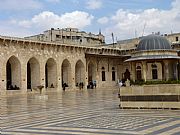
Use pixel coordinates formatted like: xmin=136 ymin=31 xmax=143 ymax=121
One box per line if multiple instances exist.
xmin=0 ymin=0 xmax=180 ymax=43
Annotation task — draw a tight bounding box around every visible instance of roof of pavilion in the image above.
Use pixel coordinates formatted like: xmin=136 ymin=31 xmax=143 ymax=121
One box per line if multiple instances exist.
xmin=125 ymin=55 xmax=180 ymax=62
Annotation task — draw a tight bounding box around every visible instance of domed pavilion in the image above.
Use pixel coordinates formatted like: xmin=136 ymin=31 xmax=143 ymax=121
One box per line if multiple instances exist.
xmin=125 ymin=34 xmax=180 ymax=81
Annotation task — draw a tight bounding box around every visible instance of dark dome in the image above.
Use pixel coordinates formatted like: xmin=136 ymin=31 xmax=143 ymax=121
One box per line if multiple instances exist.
xmin=137 ymin=34 xmax=171 ymax=51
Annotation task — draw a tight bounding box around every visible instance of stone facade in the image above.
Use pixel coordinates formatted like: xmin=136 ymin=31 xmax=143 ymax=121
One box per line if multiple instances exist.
xmin=0 ymin=35 xmax=130 ymax=94
xmin=0 ymin=30 xmax=180 ymax=96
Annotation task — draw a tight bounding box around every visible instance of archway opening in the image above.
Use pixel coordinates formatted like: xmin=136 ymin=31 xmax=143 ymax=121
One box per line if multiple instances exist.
xmin=6 ymin=56 xmax=21 ymax=90
xmin=112 ymin=67 xmax=116 ymax=81
xmin=75 ymin=60 xmax=85 ymax=86
xmin=178 ymin=63 xmax=180 ymax=80
xmin=45 ymin=58 xmax=57 ymax=88
xmin=27 ymin=58 xmax=40 ymax=89
xmin=152 ymin=64 xmax=158 ymax=79
xmin=61 ymin=59 xmax=71 ymax=87
xmin=136 ymin=66 xmax=142 ymax=80
xmin=88 ymin=62 xmax=96 ymax=83
xmin=124 ymin=69 xmax=130 ymax=81
xmin=101 ymin=67 xmax=106 ymax=81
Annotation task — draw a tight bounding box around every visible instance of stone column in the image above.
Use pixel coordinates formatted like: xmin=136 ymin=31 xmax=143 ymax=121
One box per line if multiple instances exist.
xmin=21 ymin=62 xmax=27 ymax=92
xmin=174 ymin=61 xmax=178 ymax=80
xmin=84 ymin=71 xmax=88 ymax=90
xmin=57 ymin=61 xmax=62 ymax=91
xmin=0 ymin=59 xmax=6 ymax=93
xmin=142 ymin=61 xmax=147 ymax=81
xmin=164 ymin=60 xmax=169 ymax=81
xmin=96 ymin=71 xmax=99 ymax=88
xmin=39 ymin=60 xmax=46 ymax=91
xmin=131 ymin=62 xmax=136 ymax=81
xmin=71 ymin=63 xmax=76 ymax=90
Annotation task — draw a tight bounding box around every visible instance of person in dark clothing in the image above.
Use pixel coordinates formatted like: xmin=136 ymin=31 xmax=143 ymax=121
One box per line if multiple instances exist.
xmin=81 ymin=82 xmax=84 ymax=89
xmin=63 ymin=83 xmax=66 ymax=91
xmin=50 ymin=83 xmax=54 ymax=88
xmin=79 ymin=82 xmax=82 ymax=90
xmin=90 ymin=81 xmax=93 ymax=89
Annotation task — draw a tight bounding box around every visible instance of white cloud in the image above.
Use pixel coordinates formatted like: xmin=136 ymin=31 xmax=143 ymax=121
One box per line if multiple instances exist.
xmin=0 ymin=21 xmax=35 ymax=37
xmin=102 ymin=0 xmax=180 ymax=42
xmin=15 ymin=11 xmax=94 ymax=30
xmin=97 ymin=17 xmax=109 ymax=24
xmin=0 ymin=0 xmax=42 ymax=11
xmin=86 ymin=0 xmax=102 ymax=10
xmin=46 ymin=0 xmax=60 ymax=3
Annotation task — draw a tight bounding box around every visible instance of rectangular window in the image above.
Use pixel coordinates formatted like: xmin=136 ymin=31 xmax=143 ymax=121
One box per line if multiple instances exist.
xmin=112 ymin=71 xmax=115 ymax=81
xmin=102 ymin=71 xmax=106 ymax=81
xmin=152 ymin=69 xmax=158 ymax=79
xmin=176 ymin=37 xmax=179 ymax=41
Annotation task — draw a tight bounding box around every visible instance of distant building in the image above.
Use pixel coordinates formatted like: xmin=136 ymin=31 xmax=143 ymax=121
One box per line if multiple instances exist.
xmin=106 ymin=32 xmax=180 ymax=51
xmin=25 ymin=28 xmax=105 ymax=46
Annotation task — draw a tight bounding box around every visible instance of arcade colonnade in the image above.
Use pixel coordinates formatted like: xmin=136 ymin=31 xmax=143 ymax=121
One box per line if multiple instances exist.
xmin=1 ymin=54 xmax=93 ymax=91
xmin=0 ymin=54 xmax=128 ymax=92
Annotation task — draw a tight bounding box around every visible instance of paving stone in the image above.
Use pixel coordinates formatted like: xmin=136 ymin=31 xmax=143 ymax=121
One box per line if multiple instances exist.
xmin=1 ymin=89 xmax=180 ymax=135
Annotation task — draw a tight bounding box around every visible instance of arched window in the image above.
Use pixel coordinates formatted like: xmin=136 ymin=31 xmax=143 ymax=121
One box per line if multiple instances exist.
xmin=112 ymin=67 xmax=115 ymax=81
xmin=102 ymin=67 xmax=106 ymax=81
xmin=152 ymin=64 xmax=158 ymax=79
xmin=178 ymin=63 xmax=180 ymax=80
xmin=124 ymin=69 xmax=130 ymax=81
xmin=136 ymin=66 xmax=142 ymax=80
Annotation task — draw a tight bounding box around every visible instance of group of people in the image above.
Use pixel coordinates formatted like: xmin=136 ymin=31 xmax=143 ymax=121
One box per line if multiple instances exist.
xmin=118 ymin=79 xmax=130 ymax=87
xmin=62 ymin=82 xmax=68 ymax=91
xmin=76 ymin=82 xmax=84 ymax=90
xmin=7 ymin=84 xmax=20 ymax=90
xmin=87 ymin=81 xmax=96 ymax=89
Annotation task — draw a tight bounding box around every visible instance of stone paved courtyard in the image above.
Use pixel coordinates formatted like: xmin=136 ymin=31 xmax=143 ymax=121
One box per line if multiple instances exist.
xmin=0 ymin=89 xmax=180 ymax=135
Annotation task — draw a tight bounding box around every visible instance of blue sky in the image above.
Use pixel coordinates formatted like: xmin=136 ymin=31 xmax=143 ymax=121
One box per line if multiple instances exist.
xmin=0 ymin=0 xmax=179 ymax=43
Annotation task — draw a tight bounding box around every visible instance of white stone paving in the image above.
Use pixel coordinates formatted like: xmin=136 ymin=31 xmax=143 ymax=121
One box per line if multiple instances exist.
xmin=0 ymin=89 xmax=180 ymax=135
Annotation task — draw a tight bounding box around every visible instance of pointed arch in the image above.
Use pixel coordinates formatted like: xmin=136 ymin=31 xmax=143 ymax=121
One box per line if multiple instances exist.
xmin=75 ymin=60 xmax=85 ymax=85
xmin=124 ymin=69 xmax=130 ymax=81
xmin=61 ymin=59 xmax=71 ymax=87
xmin=27 ymin=57 xmax=40 ymax=89
xmin=6 ymin=56 xmax=21 ymax=90
xmin=45 ymin=58 xmax=57 ymax=88
xmin=88 ymin=61 xmax=96 ymax=83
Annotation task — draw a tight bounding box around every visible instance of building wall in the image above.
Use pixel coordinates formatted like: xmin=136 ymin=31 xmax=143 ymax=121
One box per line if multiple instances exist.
xmin=0 ymin=39 xmax=88 ymax=93
xmin=120 ymin=84 xmax=180 ymax=109
xmin=0 ymin=37 xmax=125 ymax=93
xmin=166 ymin=33 xmax=180 ymax=43
xmin=25 ymin=28 xmax=105 ymax=47
xmin=146 ymin=62 xmax=162 ymax=80
xmin=108 ymin=33 xmax=180 ymax=51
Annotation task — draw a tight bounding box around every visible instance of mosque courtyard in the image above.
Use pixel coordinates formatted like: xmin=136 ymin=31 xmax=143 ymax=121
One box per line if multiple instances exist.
xmin=1 ymin=89 xmax=180 ymax=135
